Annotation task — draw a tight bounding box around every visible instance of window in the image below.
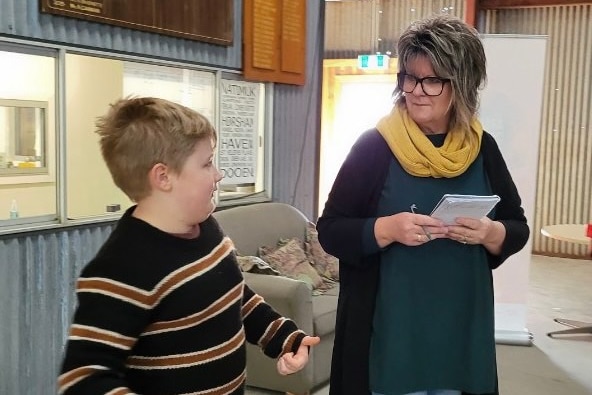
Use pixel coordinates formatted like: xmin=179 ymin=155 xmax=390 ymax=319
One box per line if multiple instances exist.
xmin=0 ymin=99 xmax=48 ymax=175
xmin=0 ymin=40 xmax=273 ymax=232
xmin=65 ymin=54 xmax=218 ymax=219
xmin=0 ymin=44 xmax=57 ymax=225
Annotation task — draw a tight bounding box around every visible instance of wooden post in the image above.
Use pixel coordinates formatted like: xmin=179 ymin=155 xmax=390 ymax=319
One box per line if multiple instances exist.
xmin=465 ymin=0 xmax=478 ymax=27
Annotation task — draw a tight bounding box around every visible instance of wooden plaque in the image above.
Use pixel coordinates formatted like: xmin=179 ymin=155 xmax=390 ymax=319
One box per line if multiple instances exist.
xmin=40 ymin=0 xmax=233 ymax=46
xmin=243 ymin=0 xmax=306 ymax=85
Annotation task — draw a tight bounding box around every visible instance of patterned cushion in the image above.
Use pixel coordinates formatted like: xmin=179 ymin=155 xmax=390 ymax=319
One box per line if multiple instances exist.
xmin=236 ymin=255 xmax=281 ymax=276
xmin=258 ymin=238 xmax=325 ymax=291
xmin=305 ymin=222 xmax=339 ymax=281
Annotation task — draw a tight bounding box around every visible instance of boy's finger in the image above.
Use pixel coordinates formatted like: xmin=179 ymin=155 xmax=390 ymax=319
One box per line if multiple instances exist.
xmin=301 ymin=336 xmax=320 ymax=347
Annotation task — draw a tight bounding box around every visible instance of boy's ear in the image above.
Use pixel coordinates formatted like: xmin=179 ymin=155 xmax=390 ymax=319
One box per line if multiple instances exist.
xmin=148 ymin=163 xmax=173 ymax=191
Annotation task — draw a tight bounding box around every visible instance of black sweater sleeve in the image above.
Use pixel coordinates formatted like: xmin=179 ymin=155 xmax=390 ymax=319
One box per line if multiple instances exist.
xmin=482 ymin=132 xmax=530 ymax=269
xmin=317 ymin=129 xmax=391 ymax=266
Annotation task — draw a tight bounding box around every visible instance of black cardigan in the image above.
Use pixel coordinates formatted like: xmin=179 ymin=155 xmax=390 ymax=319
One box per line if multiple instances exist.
xmin=317 ymin=128 xmax=529 ymax=395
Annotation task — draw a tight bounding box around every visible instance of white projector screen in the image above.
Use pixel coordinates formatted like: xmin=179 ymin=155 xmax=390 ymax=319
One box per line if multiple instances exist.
xmin=479 ymin=34 xmax=548 ymax=345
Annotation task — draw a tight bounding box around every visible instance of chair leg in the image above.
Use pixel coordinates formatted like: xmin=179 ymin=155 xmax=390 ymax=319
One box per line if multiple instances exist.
xmin=548 ymin=326 xmax=592 ymax=337
xmin=547 ymin=318 xmax=592 ymax=337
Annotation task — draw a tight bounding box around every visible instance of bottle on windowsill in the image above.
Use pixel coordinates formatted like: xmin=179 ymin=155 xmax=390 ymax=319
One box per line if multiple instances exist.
xmin=9 ymin=199 xmax=19 ymax=219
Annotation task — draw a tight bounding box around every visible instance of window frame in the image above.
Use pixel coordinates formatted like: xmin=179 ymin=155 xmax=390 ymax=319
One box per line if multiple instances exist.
xmin=0 ymin=38 xmax=274 ymax=235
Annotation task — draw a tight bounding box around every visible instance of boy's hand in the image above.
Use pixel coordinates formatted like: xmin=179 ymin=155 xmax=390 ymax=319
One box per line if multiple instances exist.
xmin=276 ymin=335 xmax=320 ymax=375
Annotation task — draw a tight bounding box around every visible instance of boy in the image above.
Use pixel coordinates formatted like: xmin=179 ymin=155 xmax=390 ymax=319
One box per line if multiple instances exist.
xmin=59 ymin=97 xmax=319 ymax=394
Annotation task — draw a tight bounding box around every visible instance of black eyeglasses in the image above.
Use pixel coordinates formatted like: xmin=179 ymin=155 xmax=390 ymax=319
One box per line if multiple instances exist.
xmin=397 ymin=72 xmax=450 ymax=96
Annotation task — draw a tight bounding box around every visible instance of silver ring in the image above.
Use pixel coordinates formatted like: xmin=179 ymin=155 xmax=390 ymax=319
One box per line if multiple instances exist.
xmin=462 ymin=235 xmax=467 ymax=244
xmin=417 ymin=234 xmax=422 ymax=242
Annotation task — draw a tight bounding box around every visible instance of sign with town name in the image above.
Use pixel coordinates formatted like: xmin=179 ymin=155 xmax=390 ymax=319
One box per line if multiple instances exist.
xmin=219 ymin=80 xmax=261 ymax=185
xmin=41 ymin=0 xmax=233 ymax=45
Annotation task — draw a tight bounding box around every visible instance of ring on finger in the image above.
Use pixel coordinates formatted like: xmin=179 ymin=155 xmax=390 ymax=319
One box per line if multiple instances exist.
xmin=417 ymin=234 xmax=422 ymax=242
xmin=462 ymin=235 xmax=467 ymax=244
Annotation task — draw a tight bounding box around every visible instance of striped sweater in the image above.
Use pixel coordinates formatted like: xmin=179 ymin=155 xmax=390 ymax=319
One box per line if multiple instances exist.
xmin=59 ymin=208 xmax=305 ymax=395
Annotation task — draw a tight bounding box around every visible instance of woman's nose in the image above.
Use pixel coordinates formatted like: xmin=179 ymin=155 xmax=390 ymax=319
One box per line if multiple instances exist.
xmin=412 ymin=81 xmax=425 ymax=95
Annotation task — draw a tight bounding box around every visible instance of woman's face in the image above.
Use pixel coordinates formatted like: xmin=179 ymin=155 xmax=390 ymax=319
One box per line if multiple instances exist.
xmin=403 ymin=55 xmax=453 ymax=134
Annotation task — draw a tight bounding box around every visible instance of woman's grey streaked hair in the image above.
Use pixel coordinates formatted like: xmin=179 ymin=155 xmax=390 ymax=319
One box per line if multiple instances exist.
xmin=394 ymin=14 xmax=487 ymax=132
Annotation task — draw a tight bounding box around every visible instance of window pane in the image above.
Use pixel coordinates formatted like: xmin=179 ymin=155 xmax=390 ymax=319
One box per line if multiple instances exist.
xmin=65 ymin=53 xmax=130 ymax=219
xmin=65 ymin=54 xmax=217 ymax=219
xmin=0 ymin=47 xmax=57 ymax=224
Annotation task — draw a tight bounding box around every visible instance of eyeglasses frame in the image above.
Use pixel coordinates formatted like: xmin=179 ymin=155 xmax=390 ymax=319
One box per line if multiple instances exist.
xmin=397 ymin=72 xmax=451 ymax=97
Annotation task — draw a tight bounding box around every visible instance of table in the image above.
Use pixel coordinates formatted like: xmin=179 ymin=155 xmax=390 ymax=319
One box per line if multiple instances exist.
xmin=540 ymin=224 xmax=590 ymax=245
xmin=540 ymin=223 xmax=592 ymax=337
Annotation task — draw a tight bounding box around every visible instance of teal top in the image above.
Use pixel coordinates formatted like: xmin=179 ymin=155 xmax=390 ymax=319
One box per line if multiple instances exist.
xmin=369 ymin=134 xmax=497 ymax=395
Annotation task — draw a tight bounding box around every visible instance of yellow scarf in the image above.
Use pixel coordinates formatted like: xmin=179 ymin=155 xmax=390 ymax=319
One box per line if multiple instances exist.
xmin=376 ymin=106 xmax=483 ymax=178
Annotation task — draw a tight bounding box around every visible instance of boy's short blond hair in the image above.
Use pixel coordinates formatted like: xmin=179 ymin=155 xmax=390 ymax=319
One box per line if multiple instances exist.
xmin=96 ymin=97 xmax=217 ymax=202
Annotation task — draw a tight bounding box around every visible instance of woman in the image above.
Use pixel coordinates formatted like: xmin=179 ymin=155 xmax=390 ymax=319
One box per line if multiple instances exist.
xmin=317 ymin=15 xmax=529 ymax=395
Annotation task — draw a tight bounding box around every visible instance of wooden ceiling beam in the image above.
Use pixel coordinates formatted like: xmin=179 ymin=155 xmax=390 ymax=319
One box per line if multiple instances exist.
xmin=480 ymin=0 xmax=592 ymax=9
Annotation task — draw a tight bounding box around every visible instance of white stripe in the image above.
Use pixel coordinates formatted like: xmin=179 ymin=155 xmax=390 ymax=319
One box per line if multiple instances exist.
xmin=127 ymin=329 xmax=245 ymax=370
xmin=58 ymin=365 xmax=109 ymax=394
xmin=258 ymin=317 xmax=288 ymax=346
xmin=143 ymin=282 xmax=243 ymax=336
xmin=105 ymin=387 xmax=136 ymax=395
xmin=69 ymin=335 xmax=131 ymax=351
xmin=72 ymin=323 xmax=135 ymax=342
xmin=78 ymin=237 xmax=234 ymax=309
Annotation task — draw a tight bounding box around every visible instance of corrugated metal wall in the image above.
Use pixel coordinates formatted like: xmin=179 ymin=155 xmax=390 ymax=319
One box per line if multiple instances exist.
xmin=273 ymin=1 xmax=325 ymax=219
xmin=324 ymin=0 xmax=466 ymax=58
xmin=482 ymin=5 xmax=592 ymax=257
xmin=0 ymin=224 xmax=115 ymax=394
xmin=0 ymin=0 xmax=325 ymax=393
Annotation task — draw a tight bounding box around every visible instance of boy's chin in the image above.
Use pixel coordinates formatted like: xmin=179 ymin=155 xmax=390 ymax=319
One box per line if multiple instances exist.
xmin=198 ymin=203 xmax=216 ymax=223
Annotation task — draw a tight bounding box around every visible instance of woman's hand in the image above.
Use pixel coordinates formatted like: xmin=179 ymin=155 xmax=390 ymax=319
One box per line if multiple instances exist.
xmin=276 ymin=335 xmax=320 ymax=375
xmin=447 ymin=216 xmax=506 ymax=254
xmin=375 ymin=212 xmax=447 ymax=248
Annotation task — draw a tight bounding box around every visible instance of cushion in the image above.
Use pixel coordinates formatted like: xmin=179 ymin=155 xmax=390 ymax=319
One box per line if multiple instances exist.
xmin=259 ymin=238 xmax=325 ymax=291
xmin=305 ymin=222 xmax=339 ymax=281
xmin=236 ymin=255 xmax=281 ymax=276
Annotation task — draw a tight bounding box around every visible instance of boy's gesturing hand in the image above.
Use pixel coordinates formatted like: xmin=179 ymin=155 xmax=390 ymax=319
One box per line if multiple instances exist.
xmin=276 ymin=335 xmax=321 ymax=375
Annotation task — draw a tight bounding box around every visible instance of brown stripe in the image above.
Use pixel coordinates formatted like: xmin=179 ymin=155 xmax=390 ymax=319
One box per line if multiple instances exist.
xmin=71 ymin=326 xmax=135 ymax=349
xmin=241 ymin=294 xmax=264 ymax=319
xmin=152 ymin=238 xmax=234 ymax=304
xmin=144 ymin=282 xmax=243 ymax=334
xmin=127 ymin=330 xmax=245 ymax=368
xmin=78 ymin=238 xmax=234 ymax=308
xmin=58 ymin=366 xmax=103 ymax=390
xmin=281 ymin=330 xmax=301 ymax=355
xmin=259 ymin=318 xmax=284 ymax=348
xmin=77 ymin=278 xmax=150 ymax=306
xmin=207 ymin=370 xmax=246 ymax=395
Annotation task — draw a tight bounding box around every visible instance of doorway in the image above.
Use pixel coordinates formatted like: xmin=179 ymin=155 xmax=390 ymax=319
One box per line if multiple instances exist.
xmin=318 ymin=59 xmax=397 ymax=213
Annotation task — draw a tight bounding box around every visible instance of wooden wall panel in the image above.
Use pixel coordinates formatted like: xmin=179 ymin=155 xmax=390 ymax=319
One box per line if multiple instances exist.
xmin=40 ymin=0 xmax=233 ymax=45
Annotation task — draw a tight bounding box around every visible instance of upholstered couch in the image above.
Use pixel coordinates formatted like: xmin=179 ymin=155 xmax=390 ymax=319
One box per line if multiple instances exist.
xmin=213 ymin=202 xmax=338 ymax=394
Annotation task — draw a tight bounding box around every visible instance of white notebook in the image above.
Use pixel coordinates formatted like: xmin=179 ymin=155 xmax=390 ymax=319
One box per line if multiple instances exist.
xmin=430 ymin=194 xmax=501 ymax=225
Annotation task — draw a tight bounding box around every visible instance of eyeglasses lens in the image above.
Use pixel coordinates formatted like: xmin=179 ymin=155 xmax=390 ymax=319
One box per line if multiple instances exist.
xmin=399 ymin=74 xmax=445 ymax=96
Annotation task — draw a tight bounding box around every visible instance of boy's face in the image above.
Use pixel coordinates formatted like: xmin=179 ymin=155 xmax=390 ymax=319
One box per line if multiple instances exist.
xmin=170 ymin=138 xmax=222 ymax=225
